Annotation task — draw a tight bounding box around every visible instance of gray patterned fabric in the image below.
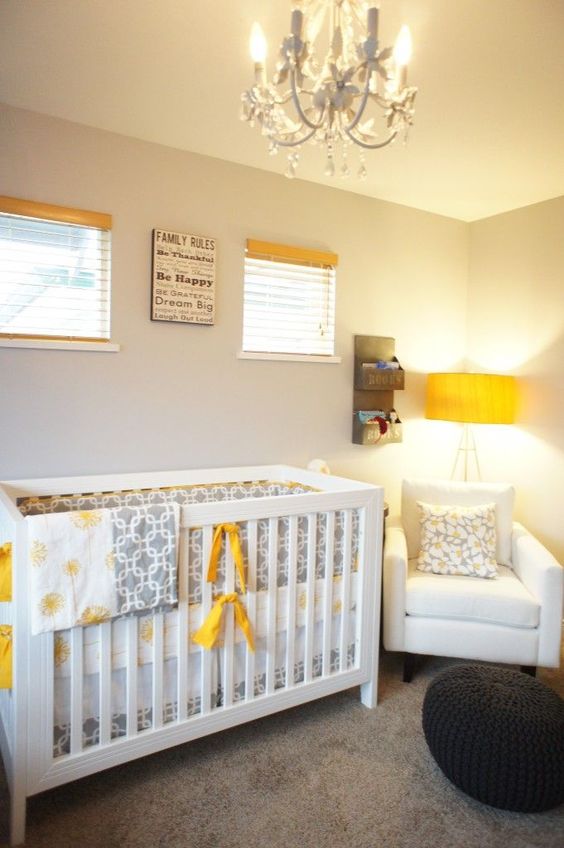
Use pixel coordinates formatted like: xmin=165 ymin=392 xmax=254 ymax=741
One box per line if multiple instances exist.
xmin=185 ymin=511 xmax=360 ymax=603
xmin=17 ymin=482 xmax=360 ymax=603
xmin=18 ymin=480 xmax=315 ymax=515
xmin=111 ymin=503 xmax=179 ymax=615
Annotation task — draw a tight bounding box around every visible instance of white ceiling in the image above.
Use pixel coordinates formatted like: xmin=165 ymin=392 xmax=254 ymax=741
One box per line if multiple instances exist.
xmin=1 ymin=0 xmax=564 ymax=221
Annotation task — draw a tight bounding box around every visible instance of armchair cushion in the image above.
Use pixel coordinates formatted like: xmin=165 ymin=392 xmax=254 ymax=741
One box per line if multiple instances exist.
xmin=416 ymin=501 xmax=498 ymax=578
xmin=406 ymin=560 xmax=540 ymax=628
xmin=402 ymin=479 xmax=515 ymax=565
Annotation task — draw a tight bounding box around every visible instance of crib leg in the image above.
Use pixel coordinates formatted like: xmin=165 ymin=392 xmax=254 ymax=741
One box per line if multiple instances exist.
xmin=10 ymin=790 xmax=26 ymax=846
xmin=360 ymin=678 xmax=378 ymax=708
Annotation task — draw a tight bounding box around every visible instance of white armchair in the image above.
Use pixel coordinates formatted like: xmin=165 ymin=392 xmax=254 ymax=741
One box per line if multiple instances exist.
xmin=383 ymin=479 xmax=563 ymax=681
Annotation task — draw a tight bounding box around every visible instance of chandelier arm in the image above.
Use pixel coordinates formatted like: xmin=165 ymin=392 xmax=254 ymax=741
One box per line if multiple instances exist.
xmin=370 ymin=91 xmax=403 ymax=110
xmin=346 ymin=74 xmax=372 ymax=132
xmin=248 ymin=88 xmax=292 ymax=108
xmin=344 ymin=127 xmax=398 ymax=149
xmin=273 ymin=90 xmax=295 ymax=106
xmin=253 ymin=91 xmax=292 ymax=107
xmin=265 ymin=126 xmax=319 ymax=148
xmin=290 ymin=70 xmax=327 ymax=130
xmin=247 ymin=86 xmax=294 ymax=110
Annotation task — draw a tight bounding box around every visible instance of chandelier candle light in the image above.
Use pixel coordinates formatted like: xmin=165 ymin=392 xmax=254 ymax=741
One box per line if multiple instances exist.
xmin=241 ymin=1 xmax=417 ymax=179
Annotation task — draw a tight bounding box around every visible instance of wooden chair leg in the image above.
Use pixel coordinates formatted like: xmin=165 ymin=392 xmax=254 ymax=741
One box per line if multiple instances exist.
xmin=521 ymin=665 xmax=537 ymax=677
xmin=403 ymin=652 xmax=415 ymax=683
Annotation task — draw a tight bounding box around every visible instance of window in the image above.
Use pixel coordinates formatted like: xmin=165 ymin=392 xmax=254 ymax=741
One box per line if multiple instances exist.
xmin=0 ymin=196 xmax=112 ymax=343
xmin=242 ymin=239 xmax=338 ymax=360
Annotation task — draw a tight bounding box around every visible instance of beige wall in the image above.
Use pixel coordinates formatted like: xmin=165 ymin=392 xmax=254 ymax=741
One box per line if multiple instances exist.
xmin=0 ymin=104 xmax=468 ymax=515
xmin=467 ymin=197 xmax=564 ymax=561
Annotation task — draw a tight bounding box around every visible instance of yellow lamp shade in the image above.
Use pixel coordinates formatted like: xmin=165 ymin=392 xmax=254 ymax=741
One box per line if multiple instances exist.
xmin=426 ymin=373 xmax=516 ymax=424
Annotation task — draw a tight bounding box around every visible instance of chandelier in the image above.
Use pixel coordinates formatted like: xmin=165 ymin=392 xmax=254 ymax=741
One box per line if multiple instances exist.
xmin=240 ymin=1 xmax=417 ymax=180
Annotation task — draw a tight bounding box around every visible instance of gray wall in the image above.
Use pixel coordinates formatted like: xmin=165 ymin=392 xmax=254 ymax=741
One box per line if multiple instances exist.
xmin=0 ymin=103 xmax=469 ymax=516
xmin=2 ymin=105 xmax=563 ymax=560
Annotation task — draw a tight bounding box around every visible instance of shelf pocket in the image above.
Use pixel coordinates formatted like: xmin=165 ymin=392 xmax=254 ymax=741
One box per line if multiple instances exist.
xmin=356 ymin=357 xmax=405 ymax=390
xmin=352 ymin=410 xmax=402 ymax=446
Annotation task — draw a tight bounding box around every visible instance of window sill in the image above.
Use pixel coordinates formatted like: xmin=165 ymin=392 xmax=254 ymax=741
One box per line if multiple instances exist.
xmin=238 ymin=351 xmax=341 ymax=364
xmin=0 ymin=338 xmax=121 ymax=352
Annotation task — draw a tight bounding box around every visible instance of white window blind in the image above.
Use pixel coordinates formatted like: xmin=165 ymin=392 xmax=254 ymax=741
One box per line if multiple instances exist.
xmin=0 ymin=197 xmax=112 ymax=341
xmin=243 ymin=240 xmax=337 ymax=357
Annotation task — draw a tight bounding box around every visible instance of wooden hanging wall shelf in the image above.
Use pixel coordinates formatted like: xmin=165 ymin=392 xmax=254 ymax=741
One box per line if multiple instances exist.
xmin=352 ymin=335 xmax=404 ymax=445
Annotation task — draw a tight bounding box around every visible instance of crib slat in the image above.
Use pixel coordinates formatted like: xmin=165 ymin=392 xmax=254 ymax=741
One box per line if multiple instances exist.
xmin=222 ymin=528 xmax=235 ymax=708
xmin=70 ymin=627 xmax=83 ymax=755
xmin=353 ymin=508 xmax=365 ymax=667
xmin=244 ymin=520 xmax=257 ymax=701
xmin=177 ymin=529 xmax=189 ymax=722
xmin=304 ymin=513 xmax=317 ymax=684
xmin=152 ymin=614 xmax=164 ymax=729
xmin=322 ymin=512 xmax=335 ymax=676
xmin=339 ymin=509 xmax=353 ymax=672
xmin=285 ymin=515 xmax=298 ymax=688
xmin=126 ymin=617 xmax=138 ymax=736
xmin=27 ymin=628 xmax=55 ymax=780
xmin=99 ymin=622 xmax=112 ymax=745
xmin=201 ymin=525 xmax=213 ymax=715
xmin=177 ymin=604 xmax=188 ymax=722
xmin=265 ymin=517 xmax=278 ymax=695
xmin=43 ymin=632 xmax=55 ymax=769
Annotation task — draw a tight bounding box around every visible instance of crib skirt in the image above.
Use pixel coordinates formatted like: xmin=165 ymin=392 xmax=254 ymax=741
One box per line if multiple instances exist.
xmin=53 ymin=614 xmax=356 ymax=757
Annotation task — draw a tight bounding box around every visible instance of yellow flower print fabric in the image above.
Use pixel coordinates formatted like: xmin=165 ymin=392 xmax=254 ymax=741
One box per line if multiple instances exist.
xmin=0 ymin=625 xmax=12 ymax=688
xmin=0 ymin=542 xmax=13 ymax=601
xmin=52 ymin=572 xmax=359 ymax=680
xmin=26 ymin=510 xmax=118 ymax=635
xmin=416 ymin=501 xmax=498 ymax=579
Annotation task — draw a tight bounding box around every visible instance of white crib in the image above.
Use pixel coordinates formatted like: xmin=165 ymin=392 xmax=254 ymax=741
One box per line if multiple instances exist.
xmin=0 ymin=464 xmax=383 ymax=845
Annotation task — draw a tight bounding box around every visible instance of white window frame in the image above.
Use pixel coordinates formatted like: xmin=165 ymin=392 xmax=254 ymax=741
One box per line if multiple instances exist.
xmin=239 ymin=239 xmax=340 ymax=363
xmin=0 ymin=196 xmax=119 ymax=352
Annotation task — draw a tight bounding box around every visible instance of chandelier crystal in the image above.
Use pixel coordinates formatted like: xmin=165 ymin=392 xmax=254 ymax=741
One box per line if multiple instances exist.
xmin=240 ymin=1 xmax=417 ymax=179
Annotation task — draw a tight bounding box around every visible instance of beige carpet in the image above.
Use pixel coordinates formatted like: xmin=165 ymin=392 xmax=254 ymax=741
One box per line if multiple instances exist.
xmin=1 ymin=650 xmax=562 ymax=848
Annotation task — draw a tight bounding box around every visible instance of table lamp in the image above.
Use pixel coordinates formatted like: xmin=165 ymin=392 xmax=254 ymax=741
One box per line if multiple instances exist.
xmin=426 ymin=372 xmax=517 ymax=480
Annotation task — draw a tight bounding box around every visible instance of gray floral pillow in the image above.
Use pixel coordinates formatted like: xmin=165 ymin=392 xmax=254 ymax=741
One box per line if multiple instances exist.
xmin=416 ymin=501 xmax=498 ymax=579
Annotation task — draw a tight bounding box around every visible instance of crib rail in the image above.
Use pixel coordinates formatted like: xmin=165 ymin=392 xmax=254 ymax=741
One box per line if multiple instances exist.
xmin=19 ymin=485 xmax=381 ymax=805
xmin=0 ymin=486 xmax=30 ymax=846
xmin=0 ymin=503 xmax=15 ymax=772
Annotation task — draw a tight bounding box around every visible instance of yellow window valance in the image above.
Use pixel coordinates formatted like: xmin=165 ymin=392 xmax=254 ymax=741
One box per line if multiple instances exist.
xmin=0 ymin=195 xmax=112 ymax=230
xmin=246 ymin=239 xmax=338 ymax=267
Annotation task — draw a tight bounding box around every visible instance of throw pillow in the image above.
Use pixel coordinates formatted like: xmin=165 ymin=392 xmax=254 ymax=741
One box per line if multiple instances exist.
xmin=416 ymin=501 xmax=498 ymax=579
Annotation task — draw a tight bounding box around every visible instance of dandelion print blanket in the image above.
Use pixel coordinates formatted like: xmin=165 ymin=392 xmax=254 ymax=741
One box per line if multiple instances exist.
xmin=27 ymin=504 xmax=180 ymax=635
xmin=27 ymin=509 xmax=118 ymax=635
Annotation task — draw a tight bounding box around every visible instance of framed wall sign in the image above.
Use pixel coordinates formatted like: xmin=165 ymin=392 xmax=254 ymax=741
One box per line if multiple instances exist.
xmin=151 ymin=229 xmax=216 ymax=325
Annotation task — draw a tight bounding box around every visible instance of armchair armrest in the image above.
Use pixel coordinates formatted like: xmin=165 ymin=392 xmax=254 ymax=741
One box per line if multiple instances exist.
xmin=383 ymin=518 xmax=409 ymax=652
xmin=512 ymin=522 xmax=563 ymax=667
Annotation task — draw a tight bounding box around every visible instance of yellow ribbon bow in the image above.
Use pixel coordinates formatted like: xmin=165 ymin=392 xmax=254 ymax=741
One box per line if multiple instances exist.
xmin=0 ymin=625 xmax=13 ymax=689
xmin=207 ymin=523 xmax=247 ymax=593
xmin=0 ymin=542 xmax=12 ymax=602
xmin=192 ymin=593 xmax=255 ymax=653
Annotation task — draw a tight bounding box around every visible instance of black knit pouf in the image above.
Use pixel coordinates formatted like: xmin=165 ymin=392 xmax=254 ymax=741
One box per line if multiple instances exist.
xmin=422 ymin=664 xmax=564 ymax=812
